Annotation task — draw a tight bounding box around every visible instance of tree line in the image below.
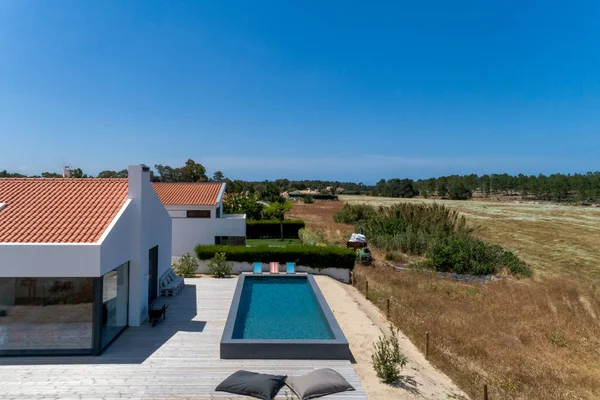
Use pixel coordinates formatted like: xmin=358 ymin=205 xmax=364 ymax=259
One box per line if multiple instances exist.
xmin=2 ymin=160 xmax=599 ymax=203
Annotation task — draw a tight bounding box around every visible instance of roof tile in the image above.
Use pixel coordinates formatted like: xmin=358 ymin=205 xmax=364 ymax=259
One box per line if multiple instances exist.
xmin=152 ymin=182 xmax=223 ymax=206
xmin=0 ymin=178 xmax=128 ymax=243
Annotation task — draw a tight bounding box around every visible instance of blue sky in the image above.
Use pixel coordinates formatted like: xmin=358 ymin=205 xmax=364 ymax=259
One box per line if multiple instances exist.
xmin=0 ymin=1 xmax=599 ymax=183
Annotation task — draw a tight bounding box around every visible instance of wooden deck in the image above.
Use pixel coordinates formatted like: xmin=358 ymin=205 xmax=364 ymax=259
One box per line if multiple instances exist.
xmin=0 ymin=278 xmax=366 ymax=399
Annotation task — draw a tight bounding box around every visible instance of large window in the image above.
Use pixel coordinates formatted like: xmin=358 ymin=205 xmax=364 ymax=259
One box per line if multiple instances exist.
xmin=0 ymin=277 xmax=94 ymax=354
xmin=187 ymin=210 xmax=210 ymax=218
xmin=101 ymin=262 xmax=129 ymax=349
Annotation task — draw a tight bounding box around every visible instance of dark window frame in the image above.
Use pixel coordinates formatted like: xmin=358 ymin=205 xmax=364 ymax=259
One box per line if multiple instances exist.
xmin=187 ymin=210 xmax=211 ymax=218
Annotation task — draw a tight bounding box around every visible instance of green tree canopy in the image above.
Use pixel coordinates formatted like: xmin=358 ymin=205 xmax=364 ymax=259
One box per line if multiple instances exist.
xmin=212 ymin=170 xmax=225 ymax=181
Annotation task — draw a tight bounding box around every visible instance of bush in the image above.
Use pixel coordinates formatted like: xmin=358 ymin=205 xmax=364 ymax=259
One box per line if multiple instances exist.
xmin=303 ymin=195 xmax=314 ymax=204
xmin=0 ymin=309 xmax=7 ymax=317
xmin=334 ymin=204 xmax=377 ymax=224
xmin=173 ymin=253 xmax=198 ymax=277
xmin=335 ymin=203 xmax=531 ymax=277
xmin=372 ymin=325 xmax=408 ymax=384
xmin=195 ymin=244 xmax=356 ymax=270
xmin=428 ymin=236 xmax=532 ymax=277
xmin=298 ymin=228 xmax=328 ymax=246
xmin=207 ymin=252 xmax=232 ymax=278
xmin=247 ymin=219 xmax=305 ymax=239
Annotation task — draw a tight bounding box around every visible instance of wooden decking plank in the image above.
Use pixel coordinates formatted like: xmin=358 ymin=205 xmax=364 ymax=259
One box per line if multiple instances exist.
xmin=0 ymin=278 xmax=366 ymax=399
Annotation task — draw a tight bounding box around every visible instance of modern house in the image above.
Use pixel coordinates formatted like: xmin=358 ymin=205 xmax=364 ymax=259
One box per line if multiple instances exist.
xmin=0 ymin=165 xmax=172 ymax=356
xmin=152 ymin=182 xmax=246 ymax=261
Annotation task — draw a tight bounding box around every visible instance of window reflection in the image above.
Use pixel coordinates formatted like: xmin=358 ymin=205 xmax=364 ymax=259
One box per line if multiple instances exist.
xmin=101 ymin=262 xmax=129 ymax=348
xmin=0 ymin=277 xmax=93 ymax=351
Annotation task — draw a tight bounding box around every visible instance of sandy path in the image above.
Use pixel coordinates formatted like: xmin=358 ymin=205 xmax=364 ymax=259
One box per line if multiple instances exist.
xmin=315 ymin=275 xmax=469 ymax=400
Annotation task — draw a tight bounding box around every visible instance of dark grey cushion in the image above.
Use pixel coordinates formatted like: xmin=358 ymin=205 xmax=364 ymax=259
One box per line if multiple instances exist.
xmin=215 ymin=370 xmax=287 ymax=399
xmin=285 ymin=368 xmax=355 ymax=400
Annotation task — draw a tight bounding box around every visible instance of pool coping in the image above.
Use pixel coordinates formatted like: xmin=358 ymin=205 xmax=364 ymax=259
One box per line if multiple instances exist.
xmin=220 ymin=274 xmax=351 ymax=360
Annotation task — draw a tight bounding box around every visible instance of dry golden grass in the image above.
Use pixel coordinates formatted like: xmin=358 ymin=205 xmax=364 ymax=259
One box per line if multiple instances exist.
xmin=293 ymin=198 xmax=600 ymax=399
xmin=354 ymin=266 xmax=600 ymax=400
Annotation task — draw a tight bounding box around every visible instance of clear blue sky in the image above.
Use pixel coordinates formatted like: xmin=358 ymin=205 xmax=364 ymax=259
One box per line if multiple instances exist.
xmin=1 ymin=1 xmax=598 ymax=183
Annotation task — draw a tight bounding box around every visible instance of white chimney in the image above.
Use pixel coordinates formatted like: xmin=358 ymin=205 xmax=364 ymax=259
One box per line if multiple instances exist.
xmin=128 ymin=164 xmax=151 ymax=200
xmin=63 ymin=165 xmax=71 ymax=178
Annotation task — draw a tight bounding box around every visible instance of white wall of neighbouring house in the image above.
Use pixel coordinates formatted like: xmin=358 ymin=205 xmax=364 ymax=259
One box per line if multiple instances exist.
xmin=0 ymin=243 xmax=101 ymax=277
xmin=169 ymin=213 xmax=246 ymax=258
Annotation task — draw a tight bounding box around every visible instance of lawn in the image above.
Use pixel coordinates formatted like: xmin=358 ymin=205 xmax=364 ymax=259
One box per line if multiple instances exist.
xmin=290 ymin=198 xmax=600 ymax=400
xmin=246 ymin=238 xmax=303 ymax=247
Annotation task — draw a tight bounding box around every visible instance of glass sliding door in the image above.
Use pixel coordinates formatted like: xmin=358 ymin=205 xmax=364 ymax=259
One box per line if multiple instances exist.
xmin=100 ymin=262 xmax=129 ymax=349
xmin=0 ymin=277 xmax=94 ymax=355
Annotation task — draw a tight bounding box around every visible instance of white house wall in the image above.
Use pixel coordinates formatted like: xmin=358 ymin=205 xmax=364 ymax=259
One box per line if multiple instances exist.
xmin=171 ymin=217 xmax=246 ymax=258
xmin=125 ymin=166 xmax=172 ymax=326
xmin=99 ymin=166 xmax=173 ymax=326
xmin=0 ymin=243 xmax=101 ymax=277
xmin=99 ymin=200 xmax=133 ymax=276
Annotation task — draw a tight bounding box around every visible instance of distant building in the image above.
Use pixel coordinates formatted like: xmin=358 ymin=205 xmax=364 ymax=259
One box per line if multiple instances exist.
xmin=153 ymin=182 xmax=246 ymax=260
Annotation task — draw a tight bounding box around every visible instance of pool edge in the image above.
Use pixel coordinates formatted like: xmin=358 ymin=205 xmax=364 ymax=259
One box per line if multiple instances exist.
xmin=220 ymin=274 xmax=351 ymax=360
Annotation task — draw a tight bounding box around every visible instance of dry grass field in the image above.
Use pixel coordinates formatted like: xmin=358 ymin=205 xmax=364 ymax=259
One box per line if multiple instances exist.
xmin=340 ymin=196 xmax=600 ymax=281
xmin=289 ymin=197 xmax=600 ymax=400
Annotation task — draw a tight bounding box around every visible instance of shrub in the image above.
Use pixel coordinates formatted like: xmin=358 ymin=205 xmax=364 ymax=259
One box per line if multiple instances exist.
xmin=298 ymin=228 xmax=327 ymax=246
xmin=428 ymin=236 xmax=533 ymax=277
xmin=335 ymin=203 xmax=531 ymax=277
xmin=207 ymin=252 xmax=232 ymax=278
xmin=195 ymin=244 xmax=356 ymax=270
xmin=0 ymin=309 xmax=7 ymax=317
xmin=246 ymin=220 xmax=305 ymax=239
xmin=334 ymin=204 xmax=377 ymax=224
xmin=372 ymin=325 xmax=408 ymax=384
xmin=173 ymin=253 xmax=198 ymax=277
xmin=303 ymin=195 xmax=314 ymax=204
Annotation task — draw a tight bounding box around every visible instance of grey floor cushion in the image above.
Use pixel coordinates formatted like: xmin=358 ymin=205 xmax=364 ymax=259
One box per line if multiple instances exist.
xmin=285 ymin=368 xmax=355 ymax=399
xmin=215 ymin=370 xmax=287 ymax=400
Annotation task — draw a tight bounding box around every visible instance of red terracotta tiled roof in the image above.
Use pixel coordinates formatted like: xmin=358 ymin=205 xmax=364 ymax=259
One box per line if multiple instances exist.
xmin=0 ymin=178 xmax=128 ymax=243
xmin=152 ymin=182 xmax=223 ymax=206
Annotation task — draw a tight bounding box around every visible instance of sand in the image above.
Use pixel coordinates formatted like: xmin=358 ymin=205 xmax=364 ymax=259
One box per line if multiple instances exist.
xmin=315 ymin=275 xmax=469 ymax=400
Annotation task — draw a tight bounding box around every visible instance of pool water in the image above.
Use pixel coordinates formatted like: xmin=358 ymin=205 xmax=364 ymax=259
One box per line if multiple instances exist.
xmin=232 ymin=276 xmax=334 ymax=340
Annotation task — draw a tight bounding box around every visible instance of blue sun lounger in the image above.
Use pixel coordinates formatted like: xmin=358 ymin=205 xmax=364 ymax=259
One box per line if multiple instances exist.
xmin=253 ymin=262 xmax=263 ymax=274
xmin=286 ymin=262 xmax=295 ymax=274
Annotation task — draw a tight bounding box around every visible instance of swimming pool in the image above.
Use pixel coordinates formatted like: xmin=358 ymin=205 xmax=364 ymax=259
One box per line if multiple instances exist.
xmin=220 ymin=275 xmax=350 ymax=360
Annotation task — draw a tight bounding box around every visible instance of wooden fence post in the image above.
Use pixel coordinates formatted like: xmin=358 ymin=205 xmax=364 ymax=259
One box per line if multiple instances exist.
xmin=483 ymin=384 xmax=488 ymax=400
xmin=425 ymin=332 xmax=429 ymax=360
xmin=386 ymin=298 xmax=390 ymax=319
xmin=365 ymin=280 xmax=369 ymax=299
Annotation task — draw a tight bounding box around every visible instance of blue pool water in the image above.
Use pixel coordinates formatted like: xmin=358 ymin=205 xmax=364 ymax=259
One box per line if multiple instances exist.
xmin=232 ymin=277 xmax=334 ymax=340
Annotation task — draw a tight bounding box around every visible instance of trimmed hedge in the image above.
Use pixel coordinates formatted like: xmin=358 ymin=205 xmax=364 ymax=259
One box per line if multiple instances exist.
xmin=195 ymin=244 xmax=356 ymax=270
xmin=247 ymin=219 xmax=305 ymax=239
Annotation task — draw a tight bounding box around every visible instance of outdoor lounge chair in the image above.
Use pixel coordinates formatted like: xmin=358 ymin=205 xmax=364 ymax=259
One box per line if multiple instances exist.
xmin=253 ymin=262 xmax=263 ymax=274
xmin=270 ymin=262 xmax=279 ymax=274
xmin=286 ymin=262 xmax=295 ymax=274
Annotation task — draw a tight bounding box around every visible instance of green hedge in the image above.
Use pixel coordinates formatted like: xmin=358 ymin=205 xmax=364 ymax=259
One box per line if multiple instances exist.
xmin=195 ymin=244 xmax=356 ymax=270
xmin=247 ymin=220 xmax=305 ymax=239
